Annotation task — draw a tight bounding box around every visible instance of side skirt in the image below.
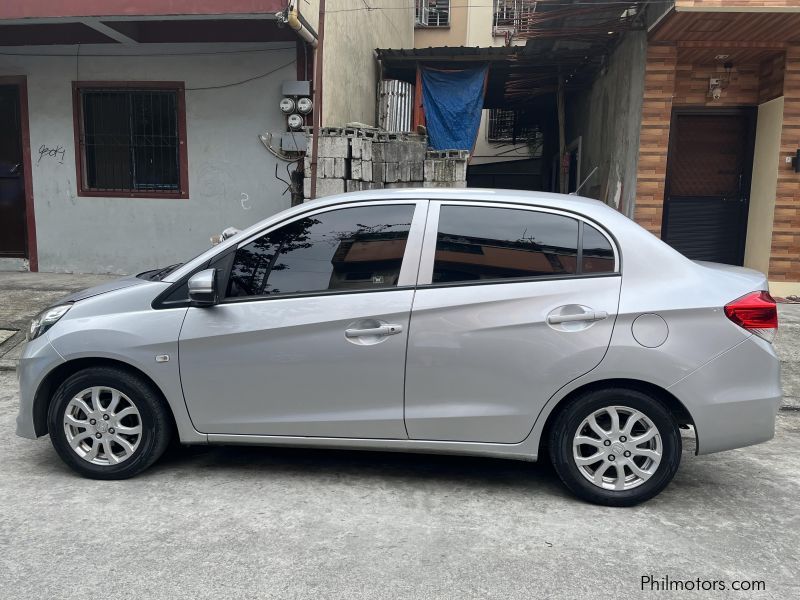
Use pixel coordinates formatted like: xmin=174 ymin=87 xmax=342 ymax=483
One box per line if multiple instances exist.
xmin=204 ymin=433 xmax=539 ymax=462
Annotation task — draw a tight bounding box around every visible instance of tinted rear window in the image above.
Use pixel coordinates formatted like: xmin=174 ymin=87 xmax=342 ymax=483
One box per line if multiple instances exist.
xmin=433 ymin=206 xmax=580 ymax=284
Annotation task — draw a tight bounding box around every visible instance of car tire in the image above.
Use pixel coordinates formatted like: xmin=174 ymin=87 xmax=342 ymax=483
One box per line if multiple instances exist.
xmin=549 ymin=388 xmax=681 ymax=507
xmin=47 ymin=367 xmax=172 ymax=480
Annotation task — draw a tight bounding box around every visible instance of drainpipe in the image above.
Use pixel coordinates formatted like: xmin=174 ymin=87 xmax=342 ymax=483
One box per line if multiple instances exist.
xmin=309 ymin=0 xmax=326 ymax=200
xmin=286 ymin=7 xmax=318 ymax=48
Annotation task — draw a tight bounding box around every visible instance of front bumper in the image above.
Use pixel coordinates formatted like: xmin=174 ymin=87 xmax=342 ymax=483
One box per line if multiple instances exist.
xmin=670 ymin=335 xmax=782 ymax=455
xmin=15 ymin=335 xmax=65 ymax=439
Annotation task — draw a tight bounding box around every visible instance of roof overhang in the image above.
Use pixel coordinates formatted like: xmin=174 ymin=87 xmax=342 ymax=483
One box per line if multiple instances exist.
xmin=650 ymin=5 xmax=800 ymax=62
xmin=0 ymin=1 xmax=284 ymax=20
xmin=0 ymin=1 xmax=296 ymax=46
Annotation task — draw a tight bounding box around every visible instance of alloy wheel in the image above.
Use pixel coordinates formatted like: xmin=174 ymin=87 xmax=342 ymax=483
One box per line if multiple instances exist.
xmin=572 ymin=405 xmax=662 ymax=491
xmin=62 ymin=386 xmax=142 ymax=466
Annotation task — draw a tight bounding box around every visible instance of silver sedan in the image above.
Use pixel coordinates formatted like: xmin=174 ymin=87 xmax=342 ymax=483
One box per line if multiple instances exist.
xmin=16 ymin=189 xmax=782 ymax=506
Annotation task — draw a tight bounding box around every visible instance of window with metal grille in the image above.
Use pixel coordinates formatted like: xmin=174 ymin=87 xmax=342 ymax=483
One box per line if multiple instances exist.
xmin=74 ymin=83 xmax=188 ymax=198
xmin=493 ymin=0 xmax=534 ymax=33
xmin=415 ymin=0 xmax=450 ymax=27
xmin=487 ymin=109 xmax=542 ymax=151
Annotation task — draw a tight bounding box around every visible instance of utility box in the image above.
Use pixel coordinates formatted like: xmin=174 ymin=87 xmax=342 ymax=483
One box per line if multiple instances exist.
xmin=280 ymin=132 xmax=308 ymax=152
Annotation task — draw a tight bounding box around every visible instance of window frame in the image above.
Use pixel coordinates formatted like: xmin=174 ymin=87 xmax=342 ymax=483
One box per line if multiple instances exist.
xmin=218 ymin=199 xmax=429 ymax=304
xmin=416 ymin=201 xmax=619 ymax=288
xmin=72 ymin=80 xmax=189 ymax=199
xmin=415 ymin=0 xmax=450 ymax=28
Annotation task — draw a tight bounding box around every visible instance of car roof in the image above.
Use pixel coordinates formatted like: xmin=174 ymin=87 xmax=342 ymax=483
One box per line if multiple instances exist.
xmin=303 ymin=187 xmax=608 ymax=213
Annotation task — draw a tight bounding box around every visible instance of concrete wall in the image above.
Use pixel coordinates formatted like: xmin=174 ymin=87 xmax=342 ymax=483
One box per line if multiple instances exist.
xmin=745 ymin=96 xmax=783 ymax=275
xmin=567 ymin=32 xmax=647 ymax=216
xmin=302 ymin=0 xmax=414 ymax=128
xmin=0 ymin=43 xmax=296 ymax=274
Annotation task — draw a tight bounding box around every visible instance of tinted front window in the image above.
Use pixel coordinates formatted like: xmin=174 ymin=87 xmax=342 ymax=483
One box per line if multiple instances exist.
xmin=227 ymin=205 xmax=415 ymax=298
xmin=433 ymin=206 xmax=580 ymax=284
xmin=582 ymin=223 xmax=615 ymax=274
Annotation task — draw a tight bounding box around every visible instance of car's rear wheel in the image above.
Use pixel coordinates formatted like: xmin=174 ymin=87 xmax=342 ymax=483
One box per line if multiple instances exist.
xmin=47 ymin=367 xmax=172 ymax=479
xmin=549 ymin=388 xmax=681 ymax=506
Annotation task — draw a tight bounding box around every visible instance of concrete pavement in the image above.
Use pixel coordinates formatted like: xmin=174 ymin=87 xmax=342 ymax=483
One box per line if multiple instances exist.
xmin=1 ymin=369 xmax=798 ymax=599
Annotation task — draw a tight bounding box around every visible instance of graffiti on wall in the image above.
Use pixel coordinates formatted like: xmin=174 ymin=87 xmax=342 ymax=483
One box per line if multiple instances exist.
xmin=37 ymin=144 xmax=66 ymax=165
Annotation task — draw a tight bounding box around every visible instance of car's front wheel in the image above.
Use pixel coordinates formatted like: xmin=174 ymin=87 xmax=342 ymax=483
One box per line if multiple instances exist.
xmin=47 ymin=367 xmax=172 ymax=479
xmin=549 ymin=388 xmax=682 ymax=506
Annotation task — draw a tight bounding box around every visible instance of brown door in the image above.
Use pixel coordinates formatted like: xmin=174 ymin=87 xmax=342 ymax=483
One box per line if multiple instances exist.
xmin=662 ymin=109 xmax=756 ymax=266
xmin=0 ymin=84 xmax=27 ymax=257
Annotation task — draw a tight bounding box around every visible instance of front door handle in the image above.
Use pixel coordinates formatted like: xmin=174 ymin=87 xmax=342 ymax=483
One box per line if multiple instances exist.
xmin=547 ymin=311 xmax=608 ymax=325
xmin=345 ymin=324 xmax=404 ymax=338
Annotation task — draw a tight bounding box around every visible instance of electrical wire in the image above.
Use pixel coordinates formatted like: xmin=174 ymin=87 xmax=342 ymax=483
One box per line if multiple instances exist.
xmin=185 ymin=59 xmax=296 ymax=91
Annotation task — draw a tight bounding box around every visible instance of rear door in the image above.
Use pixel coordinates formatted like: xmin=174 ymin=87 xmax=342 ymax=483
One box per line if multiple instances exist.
xmin=404 ymin=201 xmax=621 ymax=443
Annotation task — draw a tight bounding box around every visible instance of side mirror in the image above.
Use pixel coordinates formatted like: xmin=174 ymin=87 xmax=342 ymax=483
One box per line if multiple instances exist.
xmin=188 ymin=269 xmax=218 ymax=307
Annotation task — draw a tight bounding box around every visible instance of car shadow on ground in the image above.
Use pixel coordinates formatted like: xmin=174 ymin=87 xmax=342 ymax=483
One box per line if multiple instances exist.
xmin=151 ymin=441 xmax=570 ymax=495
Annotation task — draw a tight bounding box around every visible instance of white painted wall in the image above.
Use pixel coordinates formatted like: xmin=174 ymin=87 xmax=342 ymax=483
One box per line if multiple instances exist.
xmin=0 ymin=43 xmax=296 ymax=274
xmin=745 ymin=97 xmax=783 ymax=276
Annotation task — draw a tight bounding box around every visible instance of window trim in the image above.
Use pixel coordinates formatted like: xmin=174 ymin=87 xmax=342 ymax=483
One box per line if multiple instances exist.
xmin=220 ymin=199 xmax=429 ymax=304
xmin=416 ymin=201 xmax=619 ymax=287
xmin=72 ymin=80 xmax=189 ymax=199
xmin=415 ymin=0 xmax=450 ymax=28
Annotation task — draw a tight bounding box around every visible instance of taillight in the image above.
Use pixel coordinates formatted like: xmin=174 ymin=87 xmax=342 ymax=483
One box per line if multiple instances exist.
xmin=724 ymin=291 xmax=778 ymax=343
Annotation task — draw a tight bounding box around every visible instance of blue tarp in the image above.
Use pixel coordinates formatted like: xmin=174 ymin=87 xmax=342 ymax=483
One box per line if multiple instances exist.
xmin=421 ymin=66 xmax=487 ymax=151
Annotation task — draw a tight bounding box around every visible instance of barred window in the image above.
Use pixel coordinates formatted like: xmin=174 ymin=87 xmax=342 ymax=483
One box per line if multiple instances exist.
xmin=416 ymin=0 xmax=450 ymax=27
xmin=74 ymin=83 xmax=188 ymax=198
xmin=487 ymin=109 xmax=543 ymax=154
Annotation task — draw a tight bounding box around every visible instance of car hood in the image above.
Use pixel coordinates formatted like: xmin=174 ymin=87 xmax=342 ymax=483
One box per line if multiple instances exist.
xmin=58 ymin=276 xmax=149 ymax=304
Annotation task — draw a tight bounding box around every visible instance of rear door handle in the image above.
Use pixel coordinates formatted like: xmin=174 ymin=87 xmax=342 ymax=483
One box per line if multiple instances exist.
xmin=547 ymin=311 xmax=608 ymax=325
xmin=345 ymin=324 xmax=404 ymax=338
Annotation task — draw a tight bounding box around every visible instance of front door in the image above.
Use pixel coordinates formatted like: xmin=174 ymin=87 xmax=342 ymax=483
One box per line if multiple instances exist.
xmin=179 ymin=201 xmax=426 ymax=438
xmin=662 ymin=109 xmax=756 ymax=265
xmin=404 ymin=202 xmax=621 ymax=444
xmin=0 ymin=84 xmax=27 ymax=258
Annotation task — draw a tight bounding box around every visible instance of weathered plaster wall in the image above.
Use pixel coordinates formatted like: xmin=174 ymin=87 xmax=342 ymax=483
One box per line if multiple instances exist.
xmin=0 ymin=43 xmax=295 ymax=274
xmin=302 ymin=0 xmax=414 ymax=127
xmin=568 ymin=31 xmax=648 ymax=217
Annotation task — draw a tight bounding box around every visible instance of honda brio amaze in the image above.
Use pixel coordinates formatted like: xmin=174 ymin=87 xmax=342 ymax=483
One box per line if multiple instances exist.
xmin=16 ymin=189 xmax=782 ymax=506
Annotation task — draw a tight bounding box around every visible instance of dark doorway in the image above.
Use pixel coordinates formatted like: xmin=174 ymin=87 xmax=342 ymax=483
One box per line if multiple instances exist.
xmin=467 ymin=158 xmax=544 ymax=190
xmin=0 ymin=81 xmax=32 ymax=262
xmin=662 ymin=108 xmax=756 ymax=266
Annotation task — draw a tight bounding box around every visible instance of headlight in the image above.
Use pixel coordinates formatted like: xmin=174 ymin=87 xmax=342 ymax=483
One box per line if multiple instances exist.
xmin=27 ymin=304 xmax=71 ymax=341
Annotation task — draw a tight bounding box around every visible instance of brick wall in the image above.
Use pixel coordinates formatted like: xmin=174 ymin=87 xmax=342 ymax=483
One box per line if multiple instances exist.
xmin=770 ymin=45 xmax=800 ymax=282
xmin=633 ymin=44 xmax=677 ymax=235
xmin=634 ymin=43 xmax=800 ymax=283
xmin=760 ymin=54 xmax=786 ymax=103
xmin=674 ymin=62 xmax=760 ymax=105
xmin=676 ymin=0 xmax=800 ymax=8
